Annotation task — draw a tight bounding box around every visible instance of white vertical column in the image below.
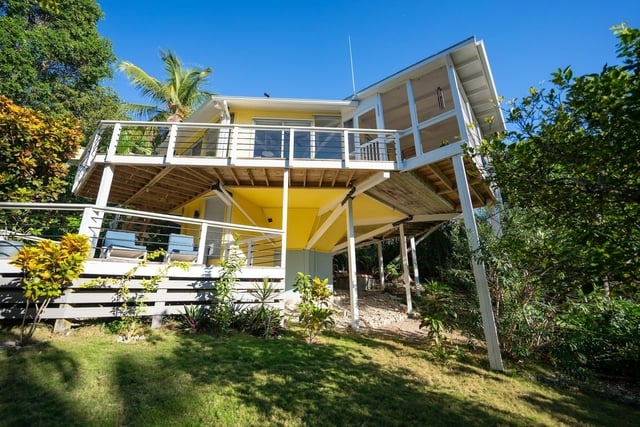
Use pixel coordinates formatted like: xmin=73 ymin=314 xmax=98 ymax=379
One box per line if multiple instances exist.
xmin=89 ymin=123 xmax=120 ymax=256
xmin=446 ymin=55 xmax=470 ymax=144
xmin=452 ymin=154 xmax=504 ymax=371
xmin=377 ymin=240 xmax=385 ymax=290
xmin=346 ymin=197 xmax=359 ymax=330
xmin=410 ymin=235 xmax=421 ymax=297
xmin=399 ymin=223 xmax=413 ymax=314
xmin=197 ymin=224 xmax=208 ymax=265
xmin=405 ymin=79 xmax=422 ymax=156
xmin=281 ymin=169 xmax=289 ymax=269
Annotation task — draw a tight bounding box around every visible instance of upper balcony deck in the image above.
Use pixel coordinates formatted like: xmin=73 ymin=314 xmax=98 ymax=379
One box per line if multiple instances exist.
xmin=73 ymin=120 xmax=493 ymax=219
xmin=73 ymin=121 xmax=404 ymax=213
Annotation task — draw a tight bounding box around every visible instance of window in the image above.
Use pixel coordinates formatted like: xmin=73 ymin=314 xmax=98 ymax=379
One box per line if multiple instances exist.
xmin=253 ymin=119 xmax=311 ymax=158
xmin=314 ymin=115 xmax=342 ymax=159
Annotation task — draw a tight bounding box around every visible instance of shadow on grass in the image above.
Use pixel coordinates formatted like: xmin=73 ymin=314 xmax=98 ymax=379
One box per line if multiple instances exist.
xmin=3 ymin=327 xmax=640 ymax=426
xmin=110 ymin=329 xmax=527 ymax=426
xmin=0 ymin=342 xmax=84 ymax=426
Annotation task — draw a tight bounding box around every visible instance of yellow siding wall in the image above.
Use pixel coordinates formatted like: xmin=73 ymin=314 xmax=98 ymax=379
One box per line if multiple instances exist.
xmin=231 ymin=109 xmax=321 ymax=124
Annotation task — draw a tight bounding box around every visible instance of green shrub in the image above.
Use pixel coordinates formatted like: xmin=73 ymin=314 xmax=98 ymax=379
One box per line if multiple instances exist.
xmin=209 ymin=248 xmax=244 ymax=334
xmin=293 ymin=273 xmax=335 ymax=343
xmin=235 ymin=278 xmax=283 ymax=338
xmin=416 ymin=281 xmax=458 ymax=345
xmin=10 ymin=234 xmax=90 ymax=344
xmin=553 ymin=291 xmax=640 ymax=379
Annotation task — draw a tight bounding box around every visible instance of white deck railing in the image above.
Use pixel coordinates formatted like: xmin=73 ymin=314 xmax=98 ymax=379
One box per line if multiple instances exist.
xmin=76 ymin=120 xmax=400 ymax=179
xmin=0 ymin=202 xmax=284 ymax=269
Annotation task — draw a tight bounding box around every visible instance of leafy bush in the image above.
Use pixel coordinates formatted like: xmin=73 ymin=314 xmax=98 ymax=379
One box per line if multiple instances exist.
xmin=417 ymin=281 xmax=459 ymax=345
xmin=209 ymin=247 xmax=244 ymax=334
xmin=293 ymin=273 xmax=335 ymax=343
xmin=86 ymin=249 xmax=187 ymax=341
xmin=553 ymin=291 xmax=640 ymax=379
xmin=234 ymin=278 xmax=283 ymax=338
xmin=10 ymin=234 xmax=90 ymax=344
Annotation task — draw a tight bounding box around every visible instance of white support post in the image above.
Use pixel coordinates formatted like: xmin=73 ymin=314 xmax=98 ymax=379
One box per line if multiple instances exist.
xmin=91 ymin=149 xmax=117 ymax=256
xmin=105 ymin=122 xmax=121 ymax=162
xmin=377 ymin=240 xmax=385 ymax=290
xmin=281 ymin=169 xmax=289 ymax=270
xmin=346 ymin=197 xmax=359 ymax=330
xmin=410 ymin=235 xmax=421 ymax=297
xmin=452 ymin=154 xmax=504 ymax=371
xmin=229 ymin=126 xmax=239 ymax=165
xmin=446 ymin=55 xmax=471 ymax=144
xmin=247 ymin=240 xmax=254 ymax=266
xmin=197 ymin=224 xmax=208 ymax=265
xmin=405 ymin=79 xmax=422 ymax=156
xmin=399 ymin=224 xmax=413 ymax=314
xmin=164 ymin=124 xmax=178 ymax=164
xmin=394 ymin=131 xmax=402 ymax=168
xmin=151 ymin=287 xmax=167 ymax=329
xmin=53 ymin=288 xmax=73 ymax=333
xmin=79 ymin=207 xmax=102 ymax=257
xmin=343 ymin=129 xmax=351 ymax=167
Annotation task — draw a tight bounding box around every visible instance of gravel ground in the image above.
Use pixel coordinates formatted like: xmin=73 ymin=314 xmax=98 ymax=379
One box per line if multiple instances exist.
xmin=330 ymin=289 xmax=425 ymax=335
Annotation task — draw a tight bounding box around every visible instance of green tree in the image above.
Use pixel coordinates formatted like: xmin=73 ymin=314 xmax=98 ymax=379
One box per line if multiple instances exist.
xmin=0 ymin=0 xmax=119 ymax=139
xmin=479 ymin=23 xmax=640 ymax=297
xmin=0 ymin=96 xmax=82 ymax=204
xmin=118 ymin=49 xmax=213 ymax=122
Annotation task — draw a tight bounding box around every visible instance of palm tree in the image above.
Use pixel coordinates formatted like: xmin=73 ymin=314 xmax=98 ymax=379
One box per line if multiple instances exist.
xmin=118 ymin=49 xmax=213 ymax=122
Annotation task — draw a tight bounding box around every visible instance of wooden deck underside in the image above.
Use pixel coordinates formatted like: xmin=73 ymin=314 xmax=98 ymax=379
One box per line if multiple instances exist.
xmin=75 ymin=156 xmax=493 ymax=239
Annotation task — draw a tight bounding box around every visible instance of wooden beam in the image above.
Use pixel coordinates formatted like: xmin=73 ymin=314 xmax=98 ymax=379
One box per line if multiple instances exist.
xmin=428 ymin=164 xmax=454 ymax=190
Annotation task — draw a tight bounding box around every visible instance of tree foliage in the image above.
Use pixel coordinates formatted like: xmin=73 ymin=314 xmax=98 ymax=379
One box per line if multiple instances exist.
xmin=479 ymin=24 xmax=640 ymax=297
xmin=0 ymin=0 xmax=119 ymax=138
xmin=118 ymin=49 xmax=213 ymax=122
xmin=0 ymin=96 xmax=82 ymax=203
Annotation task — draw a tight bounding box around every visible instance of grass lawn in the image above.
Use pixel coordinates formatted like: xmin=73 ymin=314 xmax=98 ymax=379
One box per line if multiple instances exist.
xmin=0 ymin=324 xmax=638 ymax=426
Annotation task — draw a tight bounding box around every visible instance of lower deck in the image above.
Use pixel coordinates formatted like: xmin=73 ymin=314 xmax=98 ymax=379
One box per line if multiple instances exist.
xmin=0 ymin=258 xmax=285 ymax=327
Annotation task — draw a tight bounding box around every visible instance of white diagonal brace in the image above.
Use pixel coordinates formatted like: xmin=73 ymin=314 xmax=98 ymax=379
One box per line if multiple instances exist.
xmin=332 ymin=223 xmax=395 ymax=252
xmin=452 ymin=153 xmax=504 ymax=371
xmin=318 ymin=171 xmax=390 ymax=216
xmin=306 ymin=203 xmax=347 ymax=250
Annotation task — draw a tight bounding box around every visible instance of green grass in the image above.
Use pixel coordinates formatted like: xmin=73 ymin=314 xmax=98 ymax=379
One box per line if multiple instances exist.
xmin=0 ymin=324 xmax=638 ymax=426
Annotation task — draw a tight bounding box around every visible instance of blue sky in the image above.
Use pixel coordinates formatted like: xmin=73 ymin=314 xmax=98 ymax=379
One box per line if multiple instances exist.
xmin=98 ymin=0 xmax=638 ymax=110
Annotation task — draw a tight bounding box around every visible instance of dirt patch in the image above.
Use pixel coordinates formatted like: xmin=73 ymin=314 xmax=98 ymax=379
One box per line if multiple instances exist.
xmin=330 ymin=289 xmax=426 ymax=337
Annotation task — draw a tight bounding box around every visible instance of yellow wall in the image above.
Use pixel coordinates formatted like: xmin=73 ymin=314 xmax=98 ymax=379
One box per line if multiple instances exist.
xmin=231 ymin=109 xmax=331 ymax=124
xmin=224 ymin=187 xmax=404 ymax=253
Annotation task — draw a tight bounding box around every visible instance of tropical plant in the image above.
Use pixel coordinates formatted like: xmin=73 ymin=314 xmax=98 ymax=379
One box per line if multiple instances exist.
xmin=85 ymin=249 xmax=188 ymax=341
xmin=465 ymin=24 xmax=640 ymax=376
xmin=209 ymin=245 xmax=245 ymax=334
xmin=0 ymin=96 xmax=83 ymax=205
xmin=10 ymin=234 xmax=90 ymax=344
xmin=118 ymin=49 xmax=213 ymax=123
xmin=417 ymin=281 xmax=459 ymax=345
xmin=293 ymin=272 xmax=335 ymax=343
xmin=235 ymin=278 xmax=283 ymax=338
xmin=180 ymin=305 xmax=210 ymax=334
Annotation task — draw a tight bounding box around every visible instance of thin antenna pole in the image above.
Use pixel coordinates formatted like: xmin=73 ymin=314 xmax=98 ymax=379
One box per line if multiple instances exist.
xmin=348 ymin=35 xmax=356 ymax=98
